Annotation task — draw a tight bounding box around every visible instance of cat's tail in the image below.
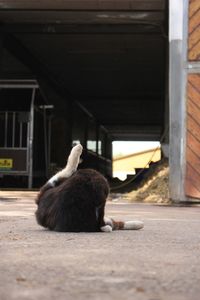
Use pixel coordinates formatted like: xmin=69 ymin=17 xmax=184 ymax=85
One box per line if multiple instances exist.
xmin=101 ymin=217 xmax=144 ymax=232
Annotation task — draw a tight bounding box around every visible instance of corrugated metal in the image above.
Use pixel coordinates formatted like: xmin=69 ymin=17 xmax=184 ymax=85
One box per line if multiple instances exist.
xmin=188 ymin=0 xmax=200 ymax=61
xmin=185 ymin=74 xmax=200 ymax=198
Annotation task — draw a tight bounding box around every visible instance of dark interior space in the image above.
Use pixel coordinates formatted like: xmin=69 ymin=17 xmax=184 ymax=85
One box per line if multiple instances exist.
xmin=0 ymin=0 xmax=168 ymax=187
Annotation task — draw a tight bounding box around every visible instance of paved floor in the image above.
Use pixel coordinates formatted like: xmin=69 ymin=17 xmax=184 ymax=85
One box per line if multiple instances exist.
xmin=0 ymin=191 xmax=200 ymax=300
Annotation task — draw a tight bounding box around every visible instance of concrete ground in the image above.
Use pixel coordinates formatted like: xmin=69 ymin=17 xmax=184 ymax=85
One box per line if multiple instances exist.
xmin=0 ymin=191 xmax=200 ymax=300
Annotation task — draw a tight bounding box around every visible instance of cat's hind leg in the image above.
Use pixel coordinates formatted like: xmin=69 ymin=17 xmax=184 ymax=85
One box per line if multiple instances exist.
xmin=36 ymin=144 xmax=83 ymax=205
xmin=103 ymin=217 xmax=144 ymax=231
xmin=48 ymin=144 xmax=83 ymax=186
xmin=123 ymin=220 xmax=144 ymax=230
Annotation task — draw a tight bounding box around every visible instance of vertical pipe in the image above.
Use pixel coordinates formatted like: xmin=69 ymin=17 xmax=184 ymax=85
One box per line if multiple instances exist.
xmin=84 ymin=115 xmax=88 ymax=150
xmin=28 ymin=88 xmax=36 ymax=189
xmin=96 ymin=123 xmax=99 ymax=170
xmin=19 ymin=122 xmax=23 ymax=148
xmin=26 ymin=122 xmax=30 ymax=171
xmin=12 ymin=112 xmax=16 ymax=147
xmin=162 ymin=0 xmax=169 ymax=155
xmin=43 ymin=107 xmax=48 ymax=179
xmin=4 ymin=111 xmax=8 ymax=147
xmin=48 ymin=115 xmax=52 ymax=178
xmin=96 ymin=123 xmax=99 ymax=155
xmin=24 ymin=122 xmax=27 ymax=148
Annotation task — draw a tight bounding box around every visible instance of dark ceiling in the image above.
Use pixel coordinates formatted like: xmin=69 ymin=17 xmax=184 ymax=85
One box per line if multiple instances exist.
xmin=0 ymin=0 xmax=168 ymax=140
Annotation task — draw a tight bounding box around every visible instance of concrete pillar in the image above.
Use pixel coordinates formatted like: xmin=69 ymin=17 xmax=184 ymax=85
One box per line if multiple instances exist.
xmin=0 ymin=34 xmax=3 ymax=70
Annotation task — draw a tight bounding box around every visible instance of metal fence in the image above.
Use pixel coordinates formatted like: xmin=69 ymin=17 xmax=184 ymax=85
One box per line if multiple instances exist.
xmin=0 ymin=80 xmax=38 ymax=188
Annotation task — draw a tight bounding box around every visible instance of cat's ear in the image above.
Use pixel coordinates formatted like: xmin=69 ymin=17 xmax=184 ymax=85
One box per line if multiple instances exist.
xmin=100 ymin=225 xmax=112 ymax=232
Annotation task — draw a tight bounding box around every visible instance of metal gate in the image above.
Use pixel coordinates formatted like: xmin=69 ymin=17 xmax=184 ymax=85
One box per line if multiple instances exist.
xmin=0 ymin=80 xmax=38 ymax=188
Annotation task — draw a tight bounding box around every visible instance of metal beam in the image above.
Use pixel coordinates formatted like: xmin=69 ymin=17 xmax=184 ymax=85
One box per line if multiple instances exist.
xmin=0 ymin=0 xmax=165 ymax=11
xmin=0 ymin=11 xmax=164 ymax=26
xmin=105 ymin=125 xmax=162 ymax=141
xmin=28 ymin=88 xmax=36 ymax=189
xmin=0 ymin=79 xmax=38 ymax=88
xmin=0 ymin=23 xmax=163 ymax=35
xmin=188 ymin=62 xmax=200 ymax=73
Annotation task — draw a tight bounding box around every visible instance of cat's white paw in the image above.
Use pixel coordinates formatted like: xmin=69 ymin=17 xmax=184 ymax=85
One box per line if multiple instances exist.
xmin=124 ymin=221 xmax=144 ymax=230
xmin=66 ymin=144 xmax=83 ymax=169
xmin=48 ymin=144 xmax=83 ymax=182
xmin=104 ymin=217 xmax=113 ymax=227
xmin=101 ymin=225 xmax=113 ymax=232
xmin=70 ymin=144 xmax=83 ymax=157
xmin=57 ymin=144 xmax=83 ymax=179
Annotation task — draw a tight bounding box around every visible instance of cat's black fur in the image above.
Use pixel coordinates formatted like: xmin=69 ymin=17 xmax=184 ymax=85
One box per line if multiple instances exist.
xmin=35 ymin=169 xmax=109 ymax=232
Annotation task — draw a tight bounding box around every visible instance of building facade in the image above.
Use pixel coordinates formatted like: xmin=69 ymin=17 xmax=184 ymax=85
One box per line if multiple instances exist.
xmin=0 ymin=0 xmax=199 ymax=202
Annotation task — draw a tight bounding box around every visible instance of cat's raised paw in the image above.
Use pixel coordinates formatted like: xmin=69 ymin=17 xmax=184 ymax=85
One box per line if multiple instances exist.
xmin=71 ymin=144 xmax=83 ymax=155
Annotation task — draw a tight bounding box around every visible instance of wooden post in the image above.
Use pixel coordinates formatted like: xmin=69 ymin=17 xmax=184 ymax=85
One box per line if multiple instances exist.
xmin=185 ymin=0 xmax=200 ymax=200
xmin=169 ymin=0 xmax=200 ymax=202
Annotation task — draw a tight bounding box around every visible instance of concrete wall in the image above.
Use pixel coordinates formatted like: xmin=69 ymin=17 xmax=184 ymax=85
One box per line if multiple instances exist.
xmin=113 ymin=148 xmax=161 ymax=174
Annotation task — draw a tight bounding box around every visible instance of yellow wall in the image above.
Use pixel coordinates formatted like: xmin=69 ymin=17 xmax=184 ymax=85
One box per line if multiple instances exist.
xmin=113 ymin=148 xmax=161 ymax=173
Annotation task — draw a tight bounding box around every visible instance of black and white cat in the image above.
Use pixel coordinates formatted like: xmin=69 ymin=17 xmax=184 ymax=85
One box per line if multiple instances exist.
xmin=35 ymin=144 xmax=144 ymax=232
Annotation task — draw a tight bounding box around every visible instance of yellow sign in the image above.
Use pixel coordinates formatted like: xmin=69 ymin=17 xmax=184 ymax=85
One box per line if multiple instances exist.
xmin=0 ymin=159 xmax=13 ymax=169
